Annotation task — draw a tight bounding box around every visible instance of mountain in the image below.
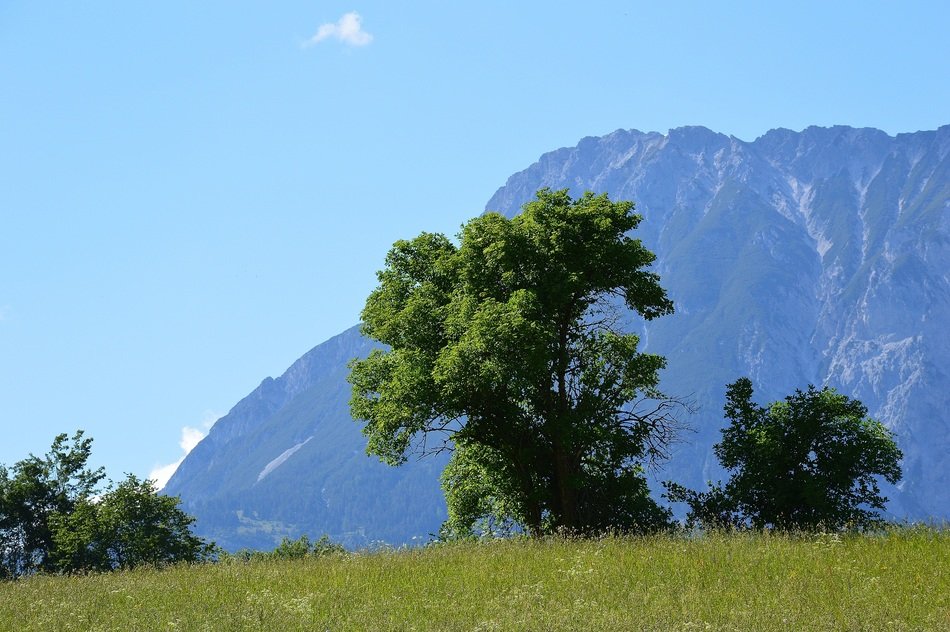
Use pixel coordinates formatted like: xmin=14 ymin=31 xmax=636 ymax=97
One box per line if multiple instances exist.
xmin=163 ymin=325 xmax=449 ymax=551
xmin=166 ymin=125 xmax=950 ymax=549
xmin=485 ymin=124 xmax=950 ymax=519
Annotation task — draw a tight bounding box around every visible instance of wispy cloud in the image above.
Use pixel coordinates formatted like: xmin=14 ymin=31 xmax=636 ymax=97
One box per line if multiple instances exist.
xmin=304 ymin=11 xmax=373 ymax=47
xmin=148 ymin=460 xmax=181 ymax=493
xmin=149 ymin=413 xmax=219 ymax=490
xmin=0 ymin=306 xmax=10 ymax=322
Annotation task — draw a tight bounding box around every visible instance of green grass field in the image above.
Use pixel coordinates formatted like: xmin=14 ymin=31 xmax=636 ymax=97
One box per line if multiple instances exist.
xmin=1 ymin=528 xmax=947 ymax=631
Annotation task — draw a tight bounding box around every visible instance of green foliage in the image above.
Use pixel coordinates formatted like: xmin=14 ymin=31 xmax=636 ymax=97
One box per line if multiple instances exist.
xmin=438 ymin=443 xmax=522 ymax=539
xmin=1 ymin=432 xmax=214 ymax=580
xmin=0 ymin=431 xmax=105 ymax=578
xmin=350 ymin=189 xmax=683 ymax=536
xmin=50 ymin=474 xmax=216 ymax=573
xmin=664 ymin=481 xmax=739 ymax=531
xmin=221 ymin=534 xmax=345 ymax=563
xmin=667 ymin=378 xmax=903 ymax=531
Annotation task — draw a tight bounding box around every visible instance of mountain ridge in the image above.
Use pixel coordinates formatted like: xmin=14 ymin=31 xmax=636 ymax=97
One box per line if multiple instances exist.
xmin=166 ymin=124 xmax=950 ymax=549
xmin=164 ymin=325 xmax=449 ymax=550
xmin=484 ymin=123 xmax=950 ymax=518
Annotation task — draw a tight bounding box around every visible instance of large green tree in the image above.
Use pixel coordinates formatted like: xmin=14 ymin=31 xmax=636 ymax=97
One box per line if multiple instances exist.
xmin=667 ymin=378 xmax=903 ymax=530
xmin=349 ymin=189 xmax=683 ymax=535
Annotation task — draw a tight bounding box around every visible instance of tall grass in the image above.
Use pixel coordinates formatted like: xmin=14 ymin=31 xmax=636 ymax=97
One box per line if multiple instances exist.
xmin=1 ymin=528 xmax=947 ymax=631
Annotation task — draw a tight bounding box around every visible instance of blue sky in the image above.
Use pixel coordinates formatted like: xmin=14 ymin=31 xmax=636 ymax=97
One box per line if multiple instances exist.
xmin=2 ymin=1 xmax=948 ymax=485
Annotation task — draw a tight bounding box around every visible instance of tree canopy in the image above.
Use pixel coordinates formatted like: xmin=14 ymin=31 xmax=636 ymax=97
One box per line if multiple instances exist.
xmin=0 ymin=431 xmax=104 ymax=578
xmin=50 ymin=474 xmax=215 ymax=573
xmin=1 ymin=432 xmax=213 ymax=579
xmin=667 ymin=378 xmax=903 ymax=530
xmin=349 ymin=189 xmax=683 ymax=536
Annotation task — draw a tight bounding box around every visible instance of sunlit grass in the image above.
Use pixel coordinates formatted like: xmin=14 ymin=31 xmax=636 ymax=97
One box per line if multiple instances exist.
xmin=1 ymin=528 xmax=947 ymax=631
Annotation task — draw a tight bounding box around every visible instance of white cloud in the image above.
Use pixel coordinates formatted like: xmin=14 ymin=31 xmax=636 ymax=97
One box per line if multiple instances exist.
xmin=180 ymin=425 xmax=206 ymax=454
xmin=148 ymin=459 xmax=183 ymax=493
xmin=304 ymin=12 xmax=373 ymax=47
xmin=149 ymin=413 xmax=219 ymax=490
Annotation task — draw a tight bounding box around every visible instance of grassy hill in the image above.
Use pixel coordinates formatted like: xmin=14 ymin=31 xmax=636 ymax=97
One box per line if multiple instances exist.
xmin=2 ymin=528 xmax=947 ymax=630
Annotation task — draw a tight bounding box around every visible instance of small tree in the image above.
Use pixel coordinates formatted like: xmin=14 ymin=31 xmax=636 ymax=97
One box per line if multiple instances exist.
xmin=0 ymin=431 xmax=104 ymax=578
xmin=667 ymin=378 xmax=903 ymax=531
xmin=1 ymin=432 xmax=214 ymax=579
xmin=350 ymin=189 xmax=685 ymax=536
xmin=271 ymin=534 xmax=345 ymax=560
xmin=222 ymin=534 xmax=345 ymax=563
xmin=50 ymin=474 xmax=215 ymax=573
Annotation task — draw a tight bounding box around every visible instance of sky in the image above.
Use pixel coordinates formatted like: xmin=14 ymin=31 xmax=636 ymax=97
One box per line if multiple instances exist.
xmin=2 ymin=1 xmax=948 ymax=486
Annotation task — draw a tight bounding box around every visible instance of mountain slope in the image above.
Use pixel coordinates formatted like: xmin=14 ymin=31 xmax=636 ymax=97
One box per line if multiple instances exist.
xmin=166 ymin=125 xmax=949 ymax=549
xmin=163 ymin=325 xmax=448 ymax=551
xmin=485 ymin=124 xmax=950 ymax=517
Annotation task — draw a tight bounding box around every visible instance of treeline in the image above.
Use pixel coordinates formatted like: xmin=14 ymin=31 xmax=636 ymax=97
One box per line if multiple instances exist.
xmin=0 ymin=432 xmax=214 ymax=580
xmin=0 ymin=379 xmax=908 ymax=581
xmin=0 ymin=432 xmax=353 ymax=581
xmin=220 ymin=533 xmax=345 ymax=563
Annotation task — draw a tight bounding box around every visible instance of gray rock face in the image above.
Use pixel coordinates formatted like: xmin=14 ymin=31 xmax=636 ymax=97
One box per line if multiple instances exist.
xmin=486 ymin=124 xmax=950 ymax=519
xmin=166 ymin=125 xmax=949 ymax=550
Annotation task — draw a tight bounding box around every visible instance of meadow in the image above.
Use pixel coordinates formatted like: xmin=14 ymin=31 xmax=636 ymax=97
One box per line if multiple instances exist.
xmin=1 ymin=528 xmax=947 ymax=631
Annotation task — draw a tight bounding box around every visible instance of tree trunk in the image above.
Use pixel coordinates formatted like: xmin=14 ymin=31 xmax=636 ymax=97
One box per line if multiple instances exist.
xmin=552 ymin=308 xmax=579 ymax=531
xmin=552 ymin=440 xmax=579 ymax=532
